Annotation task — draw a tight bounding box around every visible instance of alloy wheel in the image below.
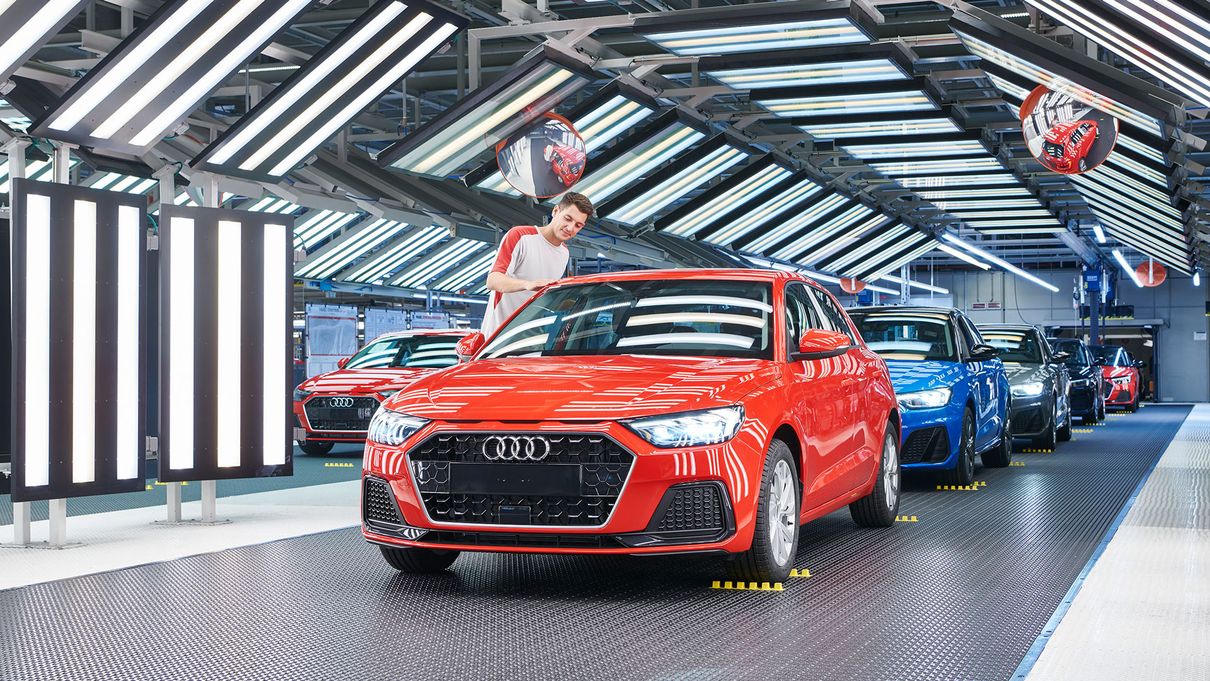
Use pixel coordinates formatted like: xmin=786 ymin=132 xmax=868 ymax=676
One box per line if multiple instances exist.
xmin=769 ymin=459 xmax=796 ymax=567
xmin=883 ymin=432 xmax=900 ymax=510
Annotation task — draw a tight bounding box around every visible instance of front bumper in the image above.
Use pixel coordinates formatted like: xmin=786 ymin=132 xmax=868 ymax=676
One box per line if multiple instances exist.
xmin=1105 ymin=381 xmax=1136 ymax=405
xmin=293 ymin=396 xmax=380 ymax=443
xmin=899 ymin=406 xmax=962 ymax=471
xmin=361 ymin=421 xmax=754 ymax=555
xmin=1009 ymin=397 xmax=1050 ymax=438
xmin=1068 ymin=383 xmax=1097 ymax=415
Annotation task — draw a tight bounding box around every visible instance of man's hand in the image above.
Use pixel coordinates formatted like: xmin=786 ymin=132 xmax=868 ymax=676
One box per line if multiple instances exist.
xmin=487 ymin=271 xmax=557 ymax=294
xmin=525 ymin=278 xmax=556 ymax=291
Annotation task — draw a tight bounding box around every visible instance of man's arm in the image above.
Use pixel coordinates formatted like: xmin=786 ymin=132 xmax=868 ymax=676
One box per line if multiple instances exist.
xmin=486 ymin=271 xmax=554 ymax=293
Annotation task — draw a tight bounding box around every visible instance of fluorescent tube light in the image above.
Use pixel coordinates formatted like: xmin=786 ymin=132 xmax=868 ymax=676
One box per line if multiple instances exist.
xmin=1093 ymin=224 xmax=1106 ymax=243
xmin=263 ymin=222 xmax=288 ymax=466
xmin=1113 ymin=249 xmax=1145 ymax=287
xmin=24 ymin=192 xmax=52 ymax=487
xmin=72 ymin=200 xmax=97 ymax=483
xmin=938 ymin=243 xmax=991 ymax=270
xmin=116 ymin=205 xmax=140 ymax=480
xmin=0 ymin=1 xmax=90 ymax=82
xmin=942 ymin=234 xmax=1060 ymax=292
xmin=168 ymin=216 xmax=195 ymax=469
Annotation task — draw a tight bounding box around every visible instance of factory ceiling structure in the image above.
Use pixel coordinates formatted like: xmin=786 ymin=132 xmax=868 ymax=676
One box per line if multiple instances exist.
xmin=1 ymin=0 xmax=1208 ymax=300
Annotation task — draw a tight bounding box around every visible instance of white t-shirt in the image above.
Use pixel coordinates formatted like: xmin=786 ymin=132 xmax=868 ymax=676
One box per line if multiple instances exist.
xmin=480 ymin=226 xmax=568 ymax=337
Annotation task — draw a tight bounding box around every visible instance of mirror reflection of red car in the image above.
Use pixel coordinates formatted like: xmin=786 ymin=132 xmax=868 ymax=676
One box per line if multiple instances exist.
xmin=544 ymin=143 xmax=586 ymax=187
xmin=1090 ymin=344 xmax=1141 ymax=411
xmin=292 ymin=330 xmax=470 ymax=456
xmin=1040 ymin=120 xmax=1098 ymax=173
xmin=361 ymin=269 xmax=904 ymax=583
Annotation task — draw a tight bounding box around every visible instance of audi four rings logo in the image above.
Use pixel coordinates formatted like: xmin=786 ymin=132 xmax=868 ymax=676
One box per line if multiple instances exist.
xmin=482 ymin=436 xmax=551 ymax=461
xmin=329 ymin=397 xmax=354 ymax=408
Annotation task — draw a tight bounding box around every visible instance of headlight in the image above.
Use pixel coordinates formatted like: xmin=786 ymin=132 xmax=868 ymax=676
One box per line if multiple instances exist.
xmin=366 ymin=409 xmax=427 ymax=447
xmin=1071 ymin=378 xmax=1089 ymax=387
xmin=293 ymin=387 xmax=311 ymax=402
xmin=897 ymin=388 xmax=952 ymax=409
xmin=625 ymin=406 xmax=744 ymax=448
xmin=1011 ymin=381 xmax=1045 ymax=397
xmin=377 ymin=390 xmax=399 ymax=399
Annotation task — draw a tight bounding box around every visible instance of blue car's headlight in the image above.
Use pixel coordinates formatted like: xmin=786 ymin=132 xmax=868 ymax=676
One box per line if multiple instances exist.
xmin=366 ymin=409 xmax=427 ymax=447
xmin=625 ymin=406 xmax=744 ymax=448
xmin=897 ymin=388 xmax=952 ymax=409
xmin=1011 ymin=381 xmax=1045 ymax=398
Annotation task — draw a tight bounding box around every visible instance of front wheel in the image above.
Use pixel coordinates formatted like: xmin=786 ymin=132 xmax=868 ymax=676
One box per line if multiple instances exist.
xmin=299 ymin=440 xmax=335 ymax=456
xmin=728 ymin=440 xmax=799 ymax=583
xmin=850 ymin=422 xmax=900 ymax=527
xmin=1032 ymin=403 xmax=1058 ymax=449
xmin=942 ymin=410 xmax=976 ymax=486
xmin=379 ymin=545 xmax=460 ymax=573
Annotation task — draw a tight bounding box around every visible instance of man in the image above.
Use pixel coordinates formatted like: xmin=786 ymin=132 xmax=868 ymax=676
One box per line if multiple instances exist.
xmin=480 ymin=192 xmax=593 ymax=337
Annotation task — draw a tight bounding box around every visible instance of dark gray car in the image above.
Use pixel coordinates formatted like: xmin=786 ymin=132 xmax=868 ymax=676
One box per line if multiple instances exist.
xmin=978 ymin=324 xmax=1072 ymax=449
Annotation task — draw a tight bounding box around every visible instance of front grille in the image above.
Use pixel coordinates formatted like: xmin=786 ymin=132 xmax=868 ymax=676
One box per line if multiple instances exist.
xmin=304 ymin=396 xmax=379 ymax=431
xmin=902 ymin=427 xmax=949 ymax=464
xmin=363 ymin=477 xmax=402 ymax=526
xmin=1013 ymin=405 xmax=1045 ymax=434
xmin=654 ymin=483 xmax=724 ymax=532
xmin=1069 ymin=389 xmax=1094 ymax=413
xmin=409 ymin=432 xmax=634 ymax=527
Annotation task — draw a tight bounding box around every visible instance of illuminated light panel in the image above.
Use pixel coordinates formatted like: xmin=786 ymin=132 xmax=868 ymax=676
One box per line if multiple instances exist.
xmin=710 ymin=59 xmax=906 ymax=89
xmin=1093 ymin=223 xmax=1107 ymax=243
xmin=168 ymin=216 xmax=195 ymax=469
xmin=23 ymin=193 xmax=52 ymax=487
xmin=942 ymin=234 xmax=1060 ymax=292
xmin=938 ymin=243 xmax=991 ymax=270
xmin=391 ymin=239 xmax=488 ymax=288
xmin=823 ymin=223 xmax=912 ymax=271
xmin=294 ymin=210 xmax=362 ymax=250
xmin=341 ymin=224 xmax=449 ymax=284
xmin=72 ymin=200 xmax=97 ymax=483
xmin=794 ymin=214 xmax=888 ymax=265
xmin=295 ymin=218 xmax=410 ymax=280
xmin=954 ymin=29 xmax=1163 ymax=135
xmin=433 ymin=251 xmax=496 ymax=291
xmin=1026 ymin=0 xmax=1210 ymax=107
xmin=565 ymin=121 xmax=705 ymax=205
xmin=1 ymin=157 xmax=78 ymax=193
xmin=605 ymin=144 xmax=749 ymax=225
xmin=970 ymin=226 xmax=1066 ymax=235
xmin=1113 ymin=248 xmax=1145 ymax=287
xmin=379 ymin=50 xmax=592 ymax=177
xmin=0 ymin=1 xmax=90 ymax=82
xmin=760 ymin=90 xmax=936 ymax=117
xmin=963 ymin=218 xmax=1061 ymax=227
xmin=854 ymin=237 xmax=939 ymax=281
xmin=799 ymin=117 xmax=959 ymax=139
xmin=216 ymin=220 xmax=242 ymax=468
xmin=702 ymin=177 xmax=823 ymax=246
xmin=246 ymin=196 xmax=302 ymax=214
xmin=869 ymin=158 xmax=1004 ymax=175
xmin=87 ymin=172 xmax=157 ymax=194
xmin=116 ymin=205 xmax=140 ymax=480
xmin=642 ymin=17 xmax=869 ymax=56
xmin=879 ymin=274 xmax=949 ymax=294
xmin=916 ymin=187 xmax=1032 ymax=199
xmin=842 ymin=140 xmax=987 ymax=159
xmin=663 ymin=164 xmax=792 ymax=237
xmin=195 ymin=0 xmax=466 ymax=179
xmin=897 ymin=173 xmax=1018 ymax=188
xmin=741 ymin=193 xmax=850 ymax=253
xmin=936 ymin=200 xmax=1043 ymax=210
xmin=772 ymin=204 xmax=876 ymax=261
xmin=262 ymin=222 xmax=288 ymax=466
xmin=36 ymin=0 xmax=315 ymax=152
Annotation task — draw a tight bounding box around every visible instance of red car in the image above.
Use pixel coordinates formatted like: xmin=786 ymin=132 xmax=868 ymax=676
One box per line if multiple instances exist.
xmin=544 ymin=143 xmax=586 ymax=187
xmin=1040 ymin=119 xmax=1098 ymax=173
xmin=1090 ymin=344 xmax=1142 ymax=411
xmin=361 ymin=269 xmax=901 ymax=582
xmin=293 ymin=330 xmax=469 ymax=455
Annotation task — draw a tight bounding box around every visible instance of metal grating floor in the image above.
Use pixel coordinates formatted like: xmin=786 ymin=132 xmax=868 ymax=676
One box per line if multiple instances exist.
xmin=0 ymin=405 xmax=1191 ymax=681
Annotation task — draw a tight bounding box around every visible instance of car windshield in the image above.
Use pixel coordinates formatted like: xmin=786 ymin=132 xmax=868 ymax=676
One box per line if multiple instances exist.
xmin=981 ymin=329 xmax=1044 ymax=363
xmin=849 ymin=310 xmax=958 ymax=361
xmin=479 ymin=279 xmax=774 ymax=360
xmin=1090 ymin=345 xmax=1128 ymax=366
xmin=1050 ymin=339 xmax=1087 ymax=367
xmin=345 ymin=335 xmax=462 ymax=369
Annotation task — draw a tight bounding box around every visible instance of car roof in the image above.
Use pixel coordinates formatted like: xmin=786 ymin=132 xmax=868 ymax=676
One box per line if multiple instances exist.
xmin=555 ymin=267 xmax=819 ymax=288
xmin=367 ymin=329 xmax=470 ymax=343
xmin=979 ymin=323 xmax=1036 ymax=331
xmin=848 ymin=305 xmax=957 ymax=316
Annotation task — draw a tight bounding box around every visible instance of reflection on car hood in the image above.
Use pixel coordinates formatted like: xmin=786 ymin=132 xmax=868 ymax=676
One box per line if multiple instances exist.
xmin=298 ymin=367 xmax=436 ymax=395
xmin=1002 ymin=363 xmax=1048 ymax=385
xmin=384 ymin=355 xmax=778 ymax=421
xmin=884 ymin=359 xmax=964 ymax=394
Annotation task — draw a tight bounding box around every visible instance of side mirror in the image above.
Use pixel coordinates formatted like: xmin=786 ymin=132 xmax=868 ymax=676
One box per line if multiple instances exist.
xmin=791 ymin=329 xmax=851 ymax=361
xmin=457 ymin=332 xmax=486 ymax=361
xmin=1134 ymin=360 xmax=1146 ymax=368
xmin=968 ymin=343 xmax=999 ymax=362
xmin=336 ymin=356 xmax=350 ymax=369
xmin=1051 ymin=351 xmax=1071 ymax=363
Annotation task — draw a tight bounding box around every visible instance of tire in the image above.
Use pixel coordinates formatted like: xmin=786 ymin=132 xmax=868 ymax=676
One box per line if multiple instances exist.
xmin=1097 ymin=396 xmax=1106 ymax=421
xmin=728 ymin=439 xmax=799 ymax=583
xmin=300 ymin=440 xmax=335 ymax=456
xmin=379 ymin=545 xmax=460 ymax=573
xmin=982 ymin=407 xmax=1012 ymax=467
xmin=850 ymin=422 xmax=900 ymax=527
xmin=1057 ymin=401 xmax=1072 ymax=442
xmin=1032 ymin=404 xmax=1057 ymax=449
xmin=943 ymin=409 xmax=976 ymax=486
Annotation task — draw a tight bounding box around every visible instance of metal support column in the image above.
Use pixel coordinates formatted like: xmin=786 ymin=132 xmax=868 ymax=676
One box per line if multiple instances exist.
xmin=155 ymin=166 xmax=183 ymax=524
xmin=48 ymin=142 xmax=75 ymax=546
xmin=200 ymin=172 xmax=219 ymax=524
xmin=5 ymin=138 xmax=31 ymax=546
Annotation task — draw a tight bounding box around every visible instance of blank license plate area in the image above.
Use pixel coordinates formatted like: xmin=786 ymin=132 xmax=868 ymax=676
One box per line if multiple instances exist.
xmin=450 ymin=463 xmax=581 ymax=496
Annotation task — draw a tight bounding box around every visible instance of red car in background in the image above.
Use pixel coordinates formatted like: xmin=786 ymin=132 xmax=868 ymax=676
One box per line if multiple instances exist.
xmin=545 ymin=143 xmax=586 ymax=187
xmin=1041 ymin=119 xmax=1098 ymax=173
xmin=361 ymin=269 xmax=901 ymax=583
xmin=1090 ymin=344 xmax=1142 ymax=411
xmin=293 ymin=330 xmax=469 ymax=455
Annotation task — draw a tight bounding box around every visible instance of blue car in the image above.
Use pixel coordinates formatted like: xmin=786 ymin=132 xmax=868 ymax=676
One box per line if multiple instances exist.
xmin=849 ymin=306 xmax=1012 ymax=485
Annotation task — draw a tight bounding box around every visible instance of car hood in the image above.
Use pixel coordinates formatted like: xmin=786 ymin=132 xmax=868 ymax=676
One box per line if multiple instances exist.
xmin=1002 ymin=363 xmax=1049 ymax=385
xmin=883 ymin=359 xmax=965 ymax=394
xmin=385 ymin=355 xmax=778 ymax=421
xmin=298 ymin=367 xmax=437 ymax=395
xmin=1102 ymin=366 xmax=1136 ymax=379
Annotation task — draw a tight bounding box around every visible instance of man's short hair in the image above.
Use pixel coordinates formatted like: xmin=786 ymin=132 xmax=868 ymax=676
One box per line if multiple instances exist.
xmin=556 ymin=192 xmax=594 ymax=218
